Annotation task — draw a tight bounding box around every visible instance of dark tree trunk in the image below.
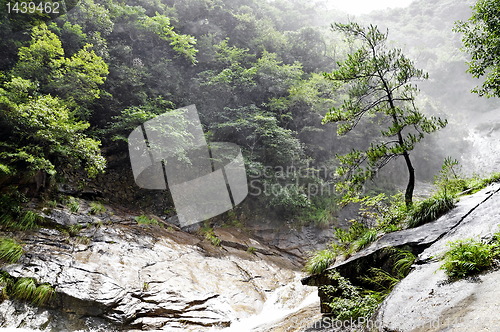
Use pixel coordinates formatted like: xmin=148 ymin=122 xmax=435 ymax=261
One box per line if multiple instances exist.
xmin=403 ymin=151 xmax=415 ymax=207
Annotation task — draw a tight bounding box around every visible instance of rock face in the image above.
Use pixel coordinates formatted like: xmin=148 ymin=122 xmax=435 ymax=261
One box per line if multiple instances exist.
xmin=375 ymin=183 xmax=500 ymax=331
xmin=303 ymin=183 xmax=500 ymax=325
xmin=0 ymin=202 xmax=318 ymax=331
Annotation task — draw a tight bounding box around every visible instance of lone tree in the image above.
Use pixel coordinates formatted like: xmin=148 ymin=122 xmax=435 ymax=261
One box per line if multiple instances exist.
xmin=455 ymin=0 xmax=500 ymax=98
xmin=323 ymin=23 xmax=447 ymax=207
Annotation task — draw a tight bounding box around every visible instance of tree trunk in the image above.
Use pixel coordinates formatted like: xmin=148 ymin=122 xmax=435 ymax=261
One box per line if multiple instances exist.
xmin=402 ymin=151 xmax=415 ymax=208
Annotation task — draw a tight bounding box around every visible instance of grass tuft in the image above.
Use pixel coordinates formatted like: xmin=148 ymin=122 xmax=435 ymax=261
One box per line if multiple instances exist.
xmin=89 ymin=202 xmax=106 ymax=215
xmin=407 ymin=194 xmax=455 ymax=228
xmin=304 ymin=249 xmax=336 ymax=275
xmin=0 ymin=238 xmax=23 ymax=263
xmin=135 ymin=215 xmax=160 ymax=226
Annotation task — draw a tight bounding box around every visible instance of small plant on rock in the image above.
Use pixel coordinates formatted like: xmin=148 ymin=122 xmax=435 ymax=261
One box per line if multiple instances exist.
xmin=135 ymin=215 xmax=160 ymax=226
xmin=89 ymin=202 xmax=106 ymax=215
xmin=68 ymin=198 xmax=80 ymax=213
xmin=0 ymin=238 xmax=23 ymax=263
xmin=305 ymin=248 xmax=337 ymax=275
xmin=440 ymin=238 xmax=499 ymax=279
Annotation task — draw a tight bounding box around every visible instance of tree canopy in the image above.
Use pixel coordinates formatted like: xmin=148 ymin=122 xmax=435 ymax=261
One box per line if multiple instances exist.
xmin=322 ymin=23 xmax=447 ymax=206
xmin=455 ymin=0 xmax=500 ymax=97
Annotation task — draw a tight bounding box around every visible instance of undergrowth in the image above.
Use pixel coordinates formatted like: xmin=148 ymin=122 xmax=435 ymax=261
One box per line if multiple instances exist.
xmin=0 ymin=192 xmax=41 ymax=231
xmin=440 ymin=234 xmax=500 ymax=279
xmin=0 ymin=272 xmax=55 ymax=306
xmin=135 ymin=215 xmax=161 ymax=226
xmin=319 ymin=248 xmax=416 ymax=322
xmin=0 ymin=238 xmax=23 ymax=263
xmin=304 ymin=158 xmax=500 ymax=275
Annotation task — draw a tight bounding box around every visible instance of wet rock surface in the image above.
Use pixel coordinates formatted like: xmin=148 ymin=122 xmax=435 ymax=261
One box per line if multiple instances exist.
xmin=0 ymin=203 xmax=318 ymax=331
xmin=375 ymin=183 xmax=500 ymax=331
xmin=303 ymin=183 xmax=500 ymax=288
xmin=302 ymin=183 xmax=500 ymax=331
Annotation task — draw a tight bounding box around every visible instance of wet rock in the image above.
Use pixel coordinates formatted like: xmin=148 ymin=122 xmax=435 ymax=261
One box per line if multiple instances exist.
xmin=303 ymin=184 xmax=500 ymax=290
xmin=375 ymin=183 xmax=500 ymax=331
xmin=0 ymin=206 xmax=313 ymax=331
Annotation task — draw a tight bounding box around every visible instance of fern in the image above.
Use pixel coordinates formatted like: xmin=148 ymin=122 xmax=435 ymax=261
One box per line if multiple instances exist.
xmin=441 ymin=239 xmax=497 ymax=279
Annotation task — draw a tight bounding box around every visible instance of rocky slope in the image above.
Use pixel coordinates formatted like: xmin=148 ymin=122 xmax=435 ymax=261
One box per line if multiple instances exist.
xmin=303 ymin=183 xmax=500 ymax=331
xmin=375 ymin=183 xmax=500 ymax=331
xmin=0 ymin=200 xmax=320 ymax=331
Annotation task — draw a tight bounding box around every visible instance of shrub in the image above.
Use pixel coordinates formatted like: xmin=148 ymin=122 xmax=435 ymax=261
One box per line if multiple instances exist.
xmin=440 ymin=238 xmax=499 ymax=279
xmin=0 ymin=238 xmax=23 ymax=263
xmin=320 ymin=271 xmax=381 ymax=321
xmin=305 ymin=249 xmax=337 ymax=275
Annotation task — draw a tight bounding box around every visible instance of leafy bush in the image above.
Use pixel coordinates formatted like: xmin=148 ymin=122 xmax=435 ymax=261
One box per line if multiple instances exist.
xmin=304 ymin=249 xmax=337 ymax=274
xmin=407 ymin=194 xmax=455 ymax=228
xmin=0 ymin=238 xmax=23 ymax=263
xmin=440 ymin=238 xmax=499 ymax=279
xmin=320 ymin=271 xmax=381 ymax=321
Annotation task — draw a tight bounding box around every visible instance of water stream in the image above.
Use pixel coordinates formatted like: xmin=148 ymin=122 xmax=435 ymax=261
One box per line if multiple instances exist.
xmin=218 ymin=273 xmax=320 ymax=332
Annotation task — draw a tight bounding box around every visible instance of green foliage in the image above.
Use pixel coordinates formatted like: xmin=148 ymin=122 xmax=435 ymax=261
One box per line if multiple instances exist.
xmin=297 ymin=196 xmax=338 ymax=227
xmin=323 ymin=22 xmax=447 ymax=206
xmin=67 ymin=198 xmax=80 ymax=213
xmin=89 ymin=202 xmax=106 ymax=215
xmin=11 ymin=277 xmax=55 ymax=306
xmin=31 ymin=283 xmax=55 ymax=306
xmin=0 ymin=23 xmax=106 ymax=179
xmin=353 ymin=229 xmax=378 ymax=251
xmin=455 ymin=0 xmax=500 ymax=97
xmin=441 ymin=238 xmax=499 ymax=279
xmin=304 ymin=249 xmax=337 ymax=275
xmin=361 ymin=248 xmax=416 ymax=293
xmin=320 ymin=271 xmax=381 ymax=321
xmin=135 ymin=215 xmax=160 ymax=226
xmin=247 ymin=246 xmax=256 ymax=254
xmin=67 ymin=224 xmax=83 ymax=236
xmin=0 ymin=238 xmax=23 ymax=263
xmin=407 ymin=193 xmax=455 ymax=228
xmin=104 ymin=97 xmax=174 ymax=143
xmin=139 ymin=13 xmax=198 ymax=64
xmin=198 ymin=225 xmax=221 ymax=247
xmin=0 ymin=194 xmax=41 ymax=231
xmin=434 ymin=157 xmax=467 ymax=196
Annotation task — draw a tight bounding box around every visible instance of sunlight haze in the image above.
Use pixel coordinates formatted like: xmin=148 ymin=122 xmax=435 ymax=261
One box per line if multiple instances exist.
xmin=329 ymin=0 xmax=414 ymax=15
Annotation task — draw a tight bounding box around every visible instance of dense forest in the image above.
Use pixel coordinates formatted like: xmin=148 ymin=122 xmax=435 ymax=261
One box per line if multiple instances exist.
xmin=0 ymin=0 xmax=499 ymax=225
xmin=1 ymin=0 xmax=500 ymax=330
